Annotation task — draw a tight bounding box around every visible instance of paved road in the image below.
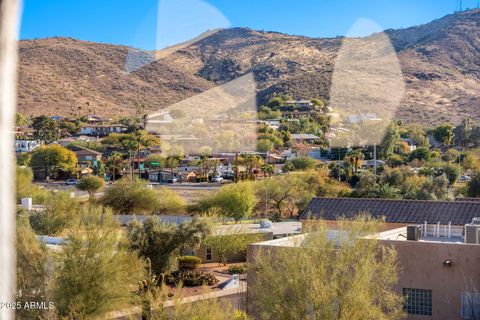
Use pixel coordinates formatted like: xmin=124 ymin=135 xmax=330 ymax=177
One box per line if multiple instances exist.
xmin=153 ymin=182 xmax=223 ymax=191
xmin=34 ymin=180 xmax=223 ymax=198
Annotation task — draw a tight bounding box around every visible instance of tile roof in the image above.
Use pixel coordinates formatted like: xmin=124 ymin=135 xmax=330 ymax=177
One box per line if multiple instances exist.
xmin=67 ymin=145 xmax=102 ymax=155
xmin=300 ymin=197 xmax=480 ymax=226
xmin=291 ymin=133 xmax=320 ymax=140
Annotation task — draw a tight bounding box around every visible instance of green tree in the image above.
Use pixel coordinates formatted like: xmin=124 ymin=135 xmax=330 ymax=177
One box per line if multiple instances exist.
xmin=16 ymin=166 xmax=48 ymax=203
xmin=145 ymin=154 xmax=165 ymax=168
xmin=409 ymin=147 xmax=431 ymax=162
xmin=15 ymin=112 xmax=28 ymax=126
xmin=416 ymin=175 xmax=451 ymax=200
xmin=380 ymin=122 xmax=400 ymax=158
xmin=454 ymin=117 xmax=472 ymax=147
xmin=204 ymin=226 xmax=264 ymax=265
xmin=198 ymin=182 xmax=257 ymax=221
xmin=30 ymin=144 xmax=77 ymax=180
xmin=154 ymin=187 xmax=186 ymax=214
xmin=102 ymin=131 xmax=161 ymax=176
xmin=16 ymin=215 xmax=50 ymax=320
xmin=374 ymin=184 xmax=401 ymax=199
xmin=29 ymin=192 xmax=79 ymax=235
xmin=249 ymin=217 xmax=404 ymax=320
xmin=102 ymin=178 xmax=159 ymax=214
xmin=127 ymin=217 xmax=210 ymax=274
xmin=290 ymin=156 xmax=318 ymax=171
xmin=467 ymin=173 xmax=480 ymax=198
xmin=31 ymin=115 xmax=59 ymax=144
xmin=432 ymin=124 xmax=454 ymax=145
xmin=442 ymin=164 xmax=460 ymax=185
xmin=283 ymin=162 xmax=295 ymax=172
xmin=77 ymin=175 xmax=105 ymax=198
xmin=106 ymin=151 xmax=125 ymax=182
xmin=258 ymin=173 xmax=316 ymax=220
xmin=257 ymin=139 xmax=274 ymax=153
xmin=266 ymin=97 xmax=284 ymax=109
xmin=351 ymin=170 xmax=377 ymax=198
xmin=54 ymin=206 xmax=143 ymax=319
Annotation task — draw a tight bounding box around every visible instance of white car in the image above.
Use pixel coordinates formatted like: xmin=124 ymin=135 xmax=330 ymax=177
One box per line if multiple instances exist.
xmin=459 ymin=175 xmax=471 ymax=182
xmin=212 ymin=176 xmax=223 ymax=183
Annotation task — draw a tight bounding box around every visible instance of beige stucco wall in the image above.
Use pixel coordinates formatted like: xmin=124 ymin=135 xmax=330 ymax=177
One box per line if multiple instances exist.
xmin=247 ymin=236 xmax=480 ymax=320
xmin=382 ymin=239 xmax=480 ymax=320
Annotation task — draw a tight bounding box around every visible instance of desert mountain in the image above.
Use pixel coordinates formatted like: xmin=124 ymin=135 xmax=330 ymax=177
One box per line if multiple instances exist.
xmin=18 ymin=9 xmax=480 ymax=126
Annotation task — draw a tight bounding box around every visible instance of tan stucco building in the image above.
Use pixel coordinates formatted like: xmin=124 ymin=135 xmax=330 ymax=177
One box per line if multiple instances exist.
xmin=247 ymin=224 xmax=480 ymax=320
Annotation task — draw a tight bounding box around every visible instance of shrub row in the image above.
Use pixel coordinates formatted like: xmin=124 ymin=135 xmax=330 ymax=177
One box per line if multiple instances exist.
xmin=178 ymin=255 xmax=202 ymax=270
xmin=165 ymin=271 xmax=218 ymax=287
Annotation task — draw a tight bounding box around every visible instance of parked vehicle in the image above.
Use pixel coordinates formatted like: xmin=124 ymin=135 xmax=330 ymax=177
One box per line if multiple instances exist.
xmin=459 ymin=175 xmax=471 ymax=182
xmin=212 ymin=175 xmax=223 ymax=183
xmin=65 ymin=179 xmax=79 ymax=185
xmin=167 ymin=178 xmax=178 ymax=183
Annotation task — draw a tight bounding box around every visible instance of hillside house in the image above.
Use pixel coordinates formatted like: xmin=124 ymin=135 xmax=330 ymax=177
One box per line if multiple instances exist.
xmin=67 ymin=145 xmax=102 ymax=163
xmin=15 ymin=139 xmax=40 ymax=153
xmin=291 ymin=133 xmax=320 ymax=144
xmin=80 ymin=124 xmax=127 ymax=136
xmin=85 ymin=115 xmax=111 ymax=125
xmin=285 ymin=100 xmax=313 ymax=108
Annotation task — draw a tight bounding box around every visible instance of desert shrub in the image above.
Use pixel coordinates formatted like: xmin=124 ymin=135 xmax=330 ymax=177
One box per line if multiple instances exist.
xmin=29 ymin=192 xmax=79 ymax=236
xmin=165 ymin=271 xmax=219 ymax=287
xmin=178 ymin=256 xmax=202 ymax=270
xmin=227 ymin=264 xmax=246 ymax=274
xmin=232 ymin=310 xmax=252 ymax=320
xmin=102 ymin=178 xmax=158 ymax=214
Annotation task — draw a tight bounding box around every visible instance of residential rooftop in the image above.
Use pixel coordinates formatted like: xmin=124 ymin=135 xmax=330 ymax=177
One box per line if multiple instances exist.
xmin=301 ymin=197 xmax=480 ymax=226
xmin=369 ymin=226 xmax=465 ymax=244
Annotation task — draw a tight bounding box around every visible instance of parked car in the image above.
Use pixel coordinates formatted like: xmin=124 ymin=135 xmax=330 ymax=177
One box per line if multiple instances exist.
xmin=212 ymin=175 xmax=223 ymax=183
xmin=222 ymin=171 xmax=234 ymax=180
xmin=167 ymin=178 xmax=178 ymax=183
xmin=212 ymin=176 xmax=223 ymax=183
xmin=459 ymin=175 xmax=471 ymax=182
xmin=65 ymin=179 xmax=79 ymax=185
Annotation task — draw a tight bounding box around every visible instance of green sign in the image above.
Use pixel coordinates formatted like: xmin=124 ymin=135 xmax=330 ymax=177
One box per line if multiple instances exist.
xmin=151 ymin=162 xmax=160 ymax=167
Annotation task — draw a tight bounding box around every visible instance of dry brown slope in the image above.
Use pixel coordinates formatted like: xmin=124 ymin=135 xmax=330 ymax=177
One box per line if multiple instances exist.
xmin=18 ymin=10 xmax=480 ymax=125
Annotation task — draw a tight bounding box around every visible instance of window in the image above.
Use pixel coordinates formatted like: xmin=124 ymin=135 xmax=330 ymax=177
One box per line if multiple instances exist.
xmin=462 ymin=292 xmax=480 ymax=320
xmin=403 ymin=288 xmax=432 ymax=316
xmin=206 ymin=246 xmax=212 ymax=261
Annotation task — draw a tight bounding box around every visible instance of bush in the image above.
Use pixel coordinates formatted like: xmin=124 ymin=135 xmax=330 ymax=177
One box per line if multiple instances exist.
xmin=227 ymin=264 xmax=246 ymax=274
xmin=77 ymin=175 xmax=105 ymax=197
xmin=178 ymin=256 xmax=202 ymax=270
xmin=233 ymin=310 xmax=252 ymax=320
xmin=165 ymin=271 xmax=219 ymax=287
xmin=102 ymin=178 xmax=159 ymax=214
xmin=29 ymin=192 xmax=79 ymax=236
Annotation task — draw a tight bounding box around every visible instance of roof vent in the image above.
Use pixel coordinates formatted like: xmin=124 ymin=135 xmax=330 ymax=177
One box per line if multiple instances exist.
xmin=471 ymin=217 xmax=480 ymax=225
xmin=407 ymin=225 xmax=421 ymax=241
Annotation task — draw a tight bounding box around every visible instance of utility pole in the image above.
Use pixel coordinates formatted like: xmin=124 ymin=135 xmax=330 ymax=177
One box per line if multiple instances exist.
xmin=338 ymin=149 xmax=341 ymax=182
xmin=373 ymin=143 xmax=377 ymax=180
xmin=235 ymin=151 xmax=239 ymax=183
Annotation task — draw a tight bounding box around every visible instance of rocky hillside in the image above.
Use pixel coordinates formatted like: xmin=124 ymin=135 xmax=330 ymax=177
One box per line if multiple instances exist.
xmin=18 ymin=9 xmax=480 ymax=125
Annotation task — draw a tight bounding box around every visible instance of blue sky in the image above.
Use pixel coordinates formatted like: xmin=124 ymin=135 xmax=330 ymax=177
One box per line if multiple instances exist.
xmin=20 ymin=0 xmax=479 ymax=50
